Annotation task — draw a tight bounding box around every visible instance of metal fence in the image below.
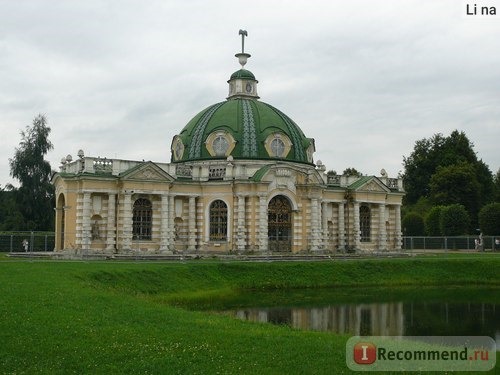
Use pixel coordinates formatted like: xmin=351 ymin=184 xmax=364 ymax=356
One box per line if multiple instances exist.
xmin=402 ymin=236 xmax=500 ymax=252
xmin=0 ymin=232 xmax=55 ymax=252
xmin=2 ymin=232 xmax=499 ymax=253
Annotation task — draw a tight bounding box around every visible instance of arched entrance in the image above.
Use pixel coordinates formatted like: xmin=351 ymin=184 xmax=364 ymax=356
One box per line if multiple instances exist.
xmin=268 ymin=195 xmax=292 ymax=252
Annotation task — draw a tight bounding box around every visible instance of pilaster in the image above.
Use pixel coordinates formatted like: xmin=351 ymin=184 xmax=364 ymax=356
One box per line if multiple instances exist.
xmin=338 ymin=202 xmax=345 ymax=252
xmin=353 ymin=201 xmax=361 ymax=250
xmin=188 ymin=196 xmax=197 ymax=251
xmin=236 ymin=195 xmax=246 ymax=251
xmin=258 ymin=195 xmax=268 ymax=251
xmin=82 ymin=192 xmax=91 ymax=251
xmin=106 ymin=193 xmax=116 ymax=252
xmin=379 ymin=204 xmax=387 ymax=251
xmin=122 ymin=192 xmax=132 ymax=251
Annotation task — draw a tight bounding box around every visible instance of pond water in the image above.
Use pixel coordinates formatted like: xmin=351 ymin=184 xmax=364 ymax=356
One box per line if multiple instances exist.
xmin=227 ymin=291 xmax=500 ymax=344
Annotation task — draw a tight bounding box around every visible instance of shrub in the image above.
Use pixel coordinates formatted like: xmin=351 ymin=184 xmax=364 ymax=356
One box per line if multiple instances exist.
xmin=478 ymin=203 xmax=500 ymax=235
xmin=440 ymin=204 xmax=470 ymax=236
xmin=425 ymin=206 xmax=444 ymax=236
xmin=402 ymin=212 xmax=425 ymax=236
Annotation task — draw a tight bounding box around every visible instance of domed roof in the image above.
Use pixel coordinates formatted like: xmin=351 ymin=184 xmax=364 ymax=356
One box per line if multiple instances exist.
xmin=170 ymin=31 xmax=315 ymax=165
xmin=172 ymin=98 xmax=314 ymax=164
xmin=230 ymin=69 xmax=256 ymax=80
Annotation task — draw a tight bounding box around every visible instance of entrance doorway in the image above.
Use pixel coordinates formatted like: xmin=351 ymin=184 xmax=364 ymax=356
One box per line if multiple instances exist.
xmin=268 ymin=195 xmax=292 ymax=252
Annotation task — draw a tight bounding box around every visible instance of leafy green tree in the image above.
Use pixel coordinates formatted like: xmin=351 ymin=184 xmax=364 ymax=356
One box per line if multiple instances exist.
xmin=494 ymin=169 xmax=500 ymax=202
xmin=429 ymin=162 xmax=480 ymax=227
xmin=0 ymin=186 xmax=25 ymax=230
xmin=8 ymin=114 xmax=55 ymax=231
xmin=425 ymin=206 xmax=444 ymax=236
xmin=403 ymin=130 xmax=493 ymax=206
xmin=478 ymin=203 xmax=500 ymax=235
xmin=440 ymin=204 xmax=470 ymax=236
xmin=403 ymin=133 xmax=446 ymax=204
xmin=342 ymin=168 xmax=362 ymax=177
xmin=402 ymin=213 xmax=425 ymax=236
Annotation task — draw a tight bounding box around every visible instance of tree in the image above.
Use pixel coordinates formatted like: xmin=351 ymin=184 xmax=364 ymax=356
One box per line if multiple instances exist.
xmin=429 ymin=162 xmax=480 ymax=228
xmin=402 ymin=213 xmax=425 ymax=236
xmin=0 ymin=186 xmax=24 ymax=230
xmin=403 ymin=130 xmax=493 ymax=206
xmin=494 ymin=169 xmax=500 ymax=202
xmin=478 ymin=203 xmax=500 ymax=235
xmin=342 ymin=168 xmax=362 ymax=177
xmin=9 ymin=114 xmax=55 ymax=231
xmin=425 ymin=206 xmax=444 ymax=236
xmin=440 ymin=204 xmax=470 ymax=236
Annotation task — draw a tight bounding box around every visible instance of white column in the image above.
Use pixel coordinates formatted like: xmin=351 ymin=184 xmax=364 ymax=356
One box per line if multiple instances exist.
xmin=379 ymin=204 xmax=387 ymax=251
xmin=122 ymin=192 xmax=132 ymax=251
xmin=82 ymin=192 xmax=91 ymax=251
xmin=310 ymin=198 xmax=320 ymax=251
xmin=395 ymin=205 xmax=402 ymax=250
xmin=259 ymin=195 xmax=268 ymax=252
xmin=338 ymin=202 xmax=345 ymax=252
xmin=160 ymin=194 xmax=171 ymax=253
xmin=168 ymin=195 xmax=175 ymax=251
xmin=106 ymin=193 xmax=116 ymax=252
xmin=188 ymin=196 xmax=197 ymax=251
xmin=353 ymin=202 xmax=360 ymax=250
xmin=236 ymin=195 xmax=246 ymax=251
xmin=321 ymin=202 xmax=328 ymax=251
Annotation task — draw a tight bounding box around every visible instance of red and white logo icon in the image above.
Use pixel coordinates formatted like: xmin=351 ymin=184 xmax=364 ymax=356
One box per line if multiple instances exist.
xmin=353 ymin=342 xmax=377 ymax=365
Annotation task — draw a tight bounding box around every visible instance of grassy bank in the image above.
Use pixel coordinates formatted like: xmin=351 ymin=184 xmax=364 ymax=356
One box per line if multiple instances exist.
xmin=0 ymin=256 xmax=499 ymax=374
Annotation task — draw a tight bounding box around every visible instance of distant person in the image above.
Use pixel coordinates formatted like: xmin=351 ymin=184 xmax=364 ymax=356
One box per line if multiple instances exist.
xmin=22 ymin=239 xmax=29 ymax=252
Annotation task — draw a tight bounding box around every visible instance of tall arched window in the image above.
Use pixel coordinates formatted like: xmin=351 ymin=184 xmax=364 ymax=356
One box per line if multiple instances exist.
xmin=133 ymin=198 xmax=152 ymax=240
xmin=360 ymin=205 xmax=371 ymax=242
xmin=209 ymin=200 xmax=227 ymax=241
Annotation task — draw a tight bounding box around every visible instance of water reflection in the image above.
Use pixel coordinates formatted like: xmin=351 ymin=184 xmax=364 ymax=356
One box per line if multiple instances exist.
xmin=233 ymin=302 xmax=499 ymax=338
xmin=236 ymin=303 xmax=404 ymax=335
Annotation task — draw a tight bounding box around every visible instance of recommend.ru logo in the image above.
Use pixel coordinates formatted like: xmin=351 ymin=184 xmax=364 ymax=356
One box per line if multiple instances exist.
xmin=346 ymin=336 xmax=496 ymax=372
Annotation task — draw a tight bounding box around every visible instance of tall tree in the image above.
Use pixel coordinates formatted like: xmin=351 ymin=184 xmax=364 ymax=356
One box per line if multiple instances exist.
xmin=403 ymin=130 xmax=494 ymax=207
xmin=494 ymin=168 xmax=500 ymax=202
xmin=9 ymin=114 xmax=55 ymax=230
xmin=429 ymin=162 xmax=481 ymax=227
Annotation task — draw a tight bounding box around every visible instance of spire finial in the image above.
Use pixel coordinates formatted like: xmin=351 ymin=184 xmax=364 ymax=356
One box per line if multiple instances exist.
xmin=239 ymin=29 xmax=248 ymax=53
xmin=235 ymin=29 xmax=251 ymax=68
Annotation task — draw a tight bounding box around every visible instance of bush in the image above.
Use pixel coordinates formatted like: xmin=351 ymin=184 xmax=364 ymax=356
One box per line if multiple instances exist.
xmin=425 ymin=206 xmax=444 ymax=236
xmin=402 ymin=213 xmax=425 ymax=235
xmin=440 ymin=204 xmax=470 ymax=235
xmin=478 ymin=203 xmax=500 ymax=235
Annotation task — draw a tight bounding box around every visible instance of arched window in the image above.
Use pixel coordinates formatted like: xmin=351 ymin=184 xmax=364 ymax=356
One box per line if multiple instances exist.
xmin=360 ymin=205 xmax=371 ymax=242
xmin=209 ymin=200 xmax=227 ymax=241
xmin=133 ymin=198 xmax=152 ymax=240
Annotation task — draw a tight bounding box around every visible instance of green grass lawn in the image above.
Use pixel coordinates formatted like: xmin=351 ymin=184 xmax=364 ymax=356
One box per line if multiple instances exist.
xmin=0 ymin=255 xmax=499 ymax=374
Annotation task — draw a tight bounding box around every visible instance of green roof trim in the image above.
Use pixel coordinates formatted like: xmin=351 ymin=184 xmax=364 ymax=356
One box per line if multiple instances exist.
xmin=251 ymin=165 xmax=271 ymax=182
xmin=347 ymin=176 xmax=373 ymax=190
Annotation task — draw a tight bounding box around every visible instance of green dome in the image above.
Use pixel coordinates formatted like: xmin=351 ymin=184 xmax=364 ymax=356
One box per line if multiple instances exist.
xmin=173 ymin=98 xmax=314 ymax=164
xmin=230 ymin=69 xmax=256 ymax=80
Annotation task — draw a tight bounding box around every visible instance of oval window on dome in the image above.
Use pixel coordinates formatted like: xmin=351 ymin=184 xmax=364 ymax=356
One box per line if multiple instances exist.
xmin=172 ymin=136 xmax=184 ymax=161
xmin=213 ymin=135 xmax=229 ymax=157
xmin=265 ymin=132 xmax=292 ymax=159
xmin=271 ymin=138 xmax=285 ymax=157
xmin=205 ymin=131 xmax=236 ymax=158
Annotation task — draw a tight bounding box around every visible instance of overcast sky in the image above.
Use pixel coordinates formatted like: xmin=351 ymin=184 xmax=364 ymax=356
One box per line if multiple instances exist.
xmin=1 ymin=0 xmax=499 ymax=187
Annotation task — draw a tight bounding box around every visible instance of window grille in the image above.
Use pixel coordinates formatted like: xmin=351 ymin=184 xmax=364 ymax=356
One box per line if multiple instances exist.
xmin=209 ymin=200 xmax=227 ymax=241
xmin=133 ymin=198 xmax=152 ymax=240
xmin=360 ymin=205 xmax=371 ymax=242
